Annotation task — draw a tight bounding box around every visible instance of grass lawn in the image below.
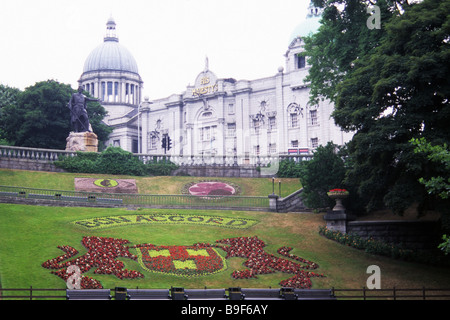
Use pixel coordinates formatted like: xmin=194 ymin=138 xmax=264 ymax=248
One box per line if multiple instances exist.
xmin=1 ymin=203 xmax=449 ymax=295
xmin=0 ymin=169 xmax=301 ymax=197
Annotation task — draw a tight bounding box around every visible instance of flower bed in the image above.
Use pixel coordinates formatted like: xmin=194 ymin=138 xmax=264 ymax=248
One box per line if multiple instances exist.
xmin=210 ymin=236 xmax=325 ymax=288
xmin=134 ymin=244 xmax=226 ymax=277
xmin=42 ymin=236 xmax=144 ymax=289
xmin=43 ymin=235 xmax=325 ymax=289
xmin=182 ymin=180 xmax=241 ymax=196
xmin=327 ymin=188 xmax=349 ymax=196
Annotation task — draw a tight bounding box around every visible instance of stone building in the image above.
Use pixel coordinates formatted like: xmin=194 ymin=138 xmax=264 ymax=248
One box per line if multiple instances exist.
xmin=79 ymin=3 xmax=353 ymax=161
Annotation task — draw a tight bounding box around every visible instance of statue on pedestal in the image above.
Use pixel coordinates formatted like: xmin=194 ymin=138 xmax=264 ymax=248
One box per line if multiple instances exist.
xmin=65 ymin=86 xmax=100 ymax=152
xmin=67 ymin=86 xmax=99 ymax=133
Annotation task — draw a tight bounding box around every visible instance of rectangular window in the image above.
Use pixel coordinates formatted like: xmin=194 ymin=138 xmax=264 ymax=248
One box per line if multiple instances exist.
xmin=297 ymin=55 xmax=306 ymax=69
xmin=150 ymin=136 xmax=157 ymax=149
xmin=227 ymin=123 xmax=236 ymax=137
xmin=291 ymin=140 xmax=298 ymax=148
xmin=268 ymin=117 xmax=276 ymax=130
xmin=310 ymin=110 xmax=318 ymax=125
xmin=132 ymin=139 xmax=139 ymax=154
xmin=107 ymin=82 xmax=113 ymax=95
xmin=290 ymin=114 xmax=298 ymax=128
xmin=269 ymin=143 xmax=277 ymax=154
xmin=311 ymin=138 xmax=319 ymax=148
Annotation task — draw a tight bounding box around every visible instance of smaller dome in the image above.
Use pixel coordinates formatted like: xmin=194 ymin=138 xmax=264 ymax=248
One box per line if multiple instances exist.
xmin=289 ymin=2 xmax=323 ymax=43
xmin=289 ymin=15 xmax=322 ymax=41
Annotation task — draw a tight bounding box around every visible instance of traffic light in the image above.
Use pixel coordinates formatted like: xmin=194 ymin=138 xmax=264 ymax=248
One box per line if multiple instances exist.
xmin=161 ymin=136 xmax=167 ymax=149
xmin=167 ymin=136 xmax=172 ymax=150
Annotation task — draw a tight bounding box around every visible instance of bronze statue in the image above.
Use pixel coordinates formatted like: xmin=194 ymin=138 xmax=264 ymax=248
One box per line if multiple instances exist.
xmin=67 ymin=86 xmax=99 ymax=132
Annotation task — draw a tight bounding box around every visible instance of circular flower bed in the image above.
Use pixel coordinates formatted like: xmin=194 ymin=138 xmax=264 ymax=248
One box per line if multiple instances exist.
xmin=182 ymin=180 xmax=241 ymax=196
xmin=93 ymin=179 xmax=119 ymax=188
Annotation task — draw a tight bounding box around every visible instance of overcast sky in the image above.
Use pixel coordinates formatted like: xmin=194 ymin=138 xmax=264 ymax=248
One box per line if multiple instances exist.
xmin=0 ymin=0 xmax=310 ymax=99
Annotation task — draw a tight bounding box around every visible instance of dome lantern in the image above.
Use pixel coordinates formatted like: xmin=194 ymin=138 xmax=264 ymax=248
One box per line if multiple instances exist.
xmin=105 ymin=16 xmax=118 ymax=42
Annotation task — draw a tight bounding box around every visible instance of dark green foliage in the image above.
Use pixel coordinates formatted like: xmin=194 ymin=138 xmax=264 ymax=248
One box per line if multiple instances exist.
xmin=305 ymin=0 xmax=450 ymax=214
xmin=0 ymin=80 xmax=111 ymax=150
xmin=146 ymin=159 xmax=179 ymax=176
xmin=298 ymin=142 xmax=346 ymax=209
xmin=277 ymin=159 xmax=306 ymax=178
xmin=319 ymin=226 xmax=450 ymax=266
xmin=55 ymin=146 xmax=179 ymax=176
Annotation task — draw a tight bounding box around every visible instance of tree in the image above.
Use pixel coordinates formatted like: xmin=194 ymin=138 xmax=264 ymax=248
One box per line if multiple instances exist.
xmin=304 ymin=0 xmax=450 ymax=214
xmin=0 ymin=80 xmax=111 ymax=150
xmin=0 ymin=84 xmax=21 ymax=144
xmin=299 ymin=142 xmax=346 ymax=209
xmin=303 ymin=0 xmax=405 ymax=104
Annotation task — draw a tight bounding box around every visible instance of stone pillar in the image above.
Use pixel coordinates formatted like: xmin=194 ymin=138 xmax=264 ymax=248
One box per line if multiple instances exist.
xmin=323 ymin=211 xmax=350 ymax=233
xmin=268 ymin=193 xmax=279 ymax=212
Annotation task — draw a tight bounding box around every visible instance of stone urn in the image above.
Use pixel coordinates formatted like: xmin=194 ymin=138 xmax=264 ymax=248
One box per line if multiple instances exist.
xmin=327 ymin=189 xmax=349 ymax=212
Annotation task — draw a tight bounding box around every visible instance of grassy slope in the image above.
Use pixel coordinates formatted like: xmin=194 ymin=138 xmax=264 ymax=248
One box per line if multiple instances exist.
xmin=1 ymin=169 xmax=449 ymax=293
xmin=1 ymin=203 xmax=449 ymax=292
xmin=0 ymin=169 xmax=301 ymax=197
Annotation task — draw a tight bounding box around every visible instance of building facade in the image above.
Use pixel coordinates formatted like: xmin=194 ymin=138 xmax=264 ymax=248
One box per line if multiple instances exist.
xmin=79 ymin=4 xmax=353 ymax=162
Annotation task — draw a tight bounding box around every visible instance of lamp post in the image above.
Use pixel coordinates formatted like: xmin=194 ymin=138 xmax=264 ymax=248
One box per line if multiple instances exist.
xmin=272 ymin=177 xmax=275 ymax=195
xmin=279 ymin=180 xmax=281 ymax=197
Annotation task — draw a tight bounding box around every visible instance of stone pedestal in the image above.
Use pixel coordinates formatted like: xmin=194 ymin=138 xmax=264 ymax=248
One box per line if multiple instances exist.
xmin=66 ymin=132 xmax=98 ymax=152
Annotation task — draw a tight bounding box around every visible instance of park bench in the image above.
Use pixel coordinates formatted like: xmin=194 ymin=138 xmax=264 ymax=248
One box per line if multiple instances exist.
xmin=0 ymin=191 xmax=19 ymax=197
xmin=170 ymin=287 xmax=188 ymax=300
xmin=294 ymin=289 xmax=336 ymax=300
xmin=28 ymin=193 xmax=56 ymax=200
xmin=66 ymin=289 xmax=112 ymax=300
xmin=184 ymin=289 xmax=227 ymax=300
xmin=240 ymin=288 xmax=283 ymax=300
xmin=97 ymin=197 xmax=123 ymax=205
xmin=60 ymin=195 xmax=89 ymax=202
xmin=127 ymin=289 xmax=171 ymax=300
xmin=227 ymin=287 xmax=245 ymax=300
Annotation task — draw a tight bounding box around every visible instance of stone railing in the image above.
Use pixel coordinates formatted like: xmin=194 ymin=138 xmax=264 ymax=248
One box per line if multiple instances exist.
xmin=0 ymin=145 xmax=76 ymax=161
xmin=0 ymin=145 xmax=313 ymax=176
xmin=137 ymin=153 xmax=313 ymax=167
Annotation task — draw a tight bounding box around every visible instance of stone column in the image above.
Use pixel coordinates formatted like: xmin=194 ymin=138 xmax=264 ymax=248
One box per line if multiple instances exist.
xmin=268 ymin=193 xmax=279 ymax=212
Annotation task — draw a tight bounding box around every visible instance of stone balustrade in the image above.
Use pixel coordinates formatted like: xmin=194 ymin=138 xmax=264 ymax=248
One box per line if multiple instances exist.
xmin=0 ymin=145 xmax=313 ymax=177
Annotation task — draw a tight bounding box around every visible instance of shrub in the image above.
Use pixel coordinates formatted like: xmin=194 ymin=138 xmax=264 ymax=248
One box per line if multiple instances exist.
xmin=55 ymin=147 xmax=147 ymax=176
xmin=146 ymin=160 xmax=179 ymax=176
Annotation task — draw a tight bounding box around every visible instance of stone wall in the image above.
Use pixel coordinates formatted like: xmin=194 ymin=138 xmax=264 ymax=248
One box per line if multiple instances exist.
xmin=274 ymin=189 xmax=306 ymax=213
xmin=347 ymin=220 xmax=441 ymax=250
xmin=0 ymin=157 xmax=65 ymax=173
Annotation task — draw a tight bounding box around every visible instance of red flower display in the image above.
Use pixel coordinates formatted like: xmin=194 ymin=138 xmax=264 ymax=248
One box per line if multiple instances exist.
xmin=208 ymin=236 xmax=325 ymax=288
xmin=43 ymin=236 xmax=325 ymax=289
xmin=42 ymin=236 xmax=144 ymax=289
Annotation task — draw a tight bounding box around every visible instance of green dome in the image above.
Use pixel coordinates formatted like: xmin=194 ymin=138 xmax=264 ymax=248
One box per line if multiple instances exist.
xmin=289 ymin=2 xmax=323 ymax=44
xmin=289 ymin=14 xmax=322 ymax=43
